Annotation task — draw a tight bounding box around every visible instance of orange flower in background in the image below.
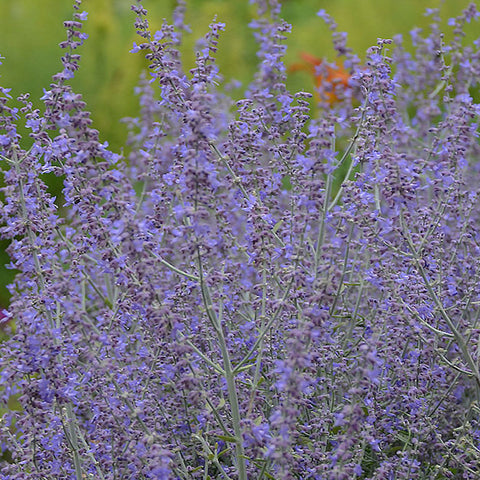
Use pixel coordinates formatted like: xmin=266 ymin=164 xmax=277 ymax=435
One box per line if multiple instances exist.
xmin=289 ymin=52 xmax=352 ymax=105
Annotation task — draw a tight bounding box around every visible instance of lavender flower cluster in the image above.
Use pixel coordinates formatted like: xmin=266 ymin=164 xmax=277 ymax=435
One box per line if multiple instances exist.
xmin=1 ymin=0 xmax=480 ymax=478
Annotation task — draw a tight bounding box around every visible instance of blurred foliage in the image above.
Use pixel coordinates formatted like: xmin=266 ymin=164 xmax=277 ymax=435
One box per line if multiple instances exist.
xmin=0 ymin=0 xmax=477 ymax=307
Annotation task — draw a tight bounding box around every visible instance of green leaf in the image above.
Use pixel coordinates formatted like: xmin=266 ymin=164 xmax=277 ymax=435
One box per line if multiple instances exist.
xmin=215 ymin=434 xmax=238 ymax=444
xmin=272 ymin=220 xmax=284 ymax=234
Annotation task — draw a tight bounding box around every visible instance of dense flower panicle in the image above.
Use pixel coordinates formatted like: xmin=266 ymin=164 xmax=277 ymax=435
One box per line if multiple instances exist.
xmin=1 ymin=0 xmax=480 ymax=478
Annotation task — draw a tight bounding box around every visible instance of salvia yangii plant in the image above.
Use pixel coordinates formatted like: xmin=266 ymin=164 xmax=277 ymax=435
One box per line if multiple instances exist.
xmin=1 ymin=1 xmax=480 ymax=478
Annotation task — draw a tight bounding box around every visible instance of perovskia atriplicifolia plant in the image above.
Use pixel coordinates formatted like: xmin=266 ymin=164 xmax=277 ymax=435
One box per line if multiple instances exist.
xmin=1 ymin=0 xmax=480 ymax=478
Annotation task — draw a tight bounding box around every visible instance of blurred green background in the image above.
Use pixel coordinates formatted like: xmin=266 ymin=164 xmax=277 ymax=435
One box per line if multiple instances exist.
xmin=0 ymin=0 xmax=477 ymax=307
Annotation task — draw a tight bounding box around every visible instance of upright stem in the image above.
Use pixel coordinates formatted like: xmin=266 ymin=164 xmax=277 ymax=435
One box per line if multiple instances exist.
xmin=196 ymin=250 xmax=247 ymax=480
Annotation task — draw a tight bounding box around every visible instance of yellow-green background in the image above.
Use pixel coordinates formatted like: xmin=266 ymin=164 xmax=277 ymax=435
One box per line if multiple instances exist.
xmin=0 ymin=0 xmax=477 ymax=306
